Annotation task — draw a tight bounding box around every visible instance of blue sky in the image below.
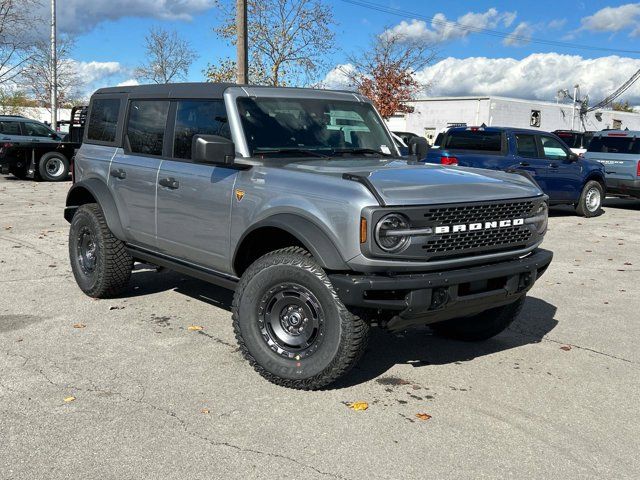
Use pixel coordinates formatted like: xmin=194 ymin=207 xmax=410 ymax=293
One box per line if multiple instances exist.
xmin=40 ymin=1 xmax=640 ymax=103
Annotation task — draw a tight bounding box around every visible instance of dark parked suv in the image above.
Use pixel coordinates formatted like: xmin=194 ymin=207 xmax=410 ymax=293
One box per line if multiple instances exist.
xmin=64 ymin=83 xmax=553 ymax=389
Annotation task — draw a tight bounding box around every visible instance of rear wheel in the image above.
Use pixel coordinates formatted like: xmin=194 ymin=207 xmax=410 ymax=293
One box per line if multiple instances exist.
xmin=69 ymin=203 xmax=132 ymax=298
xmin=431 ymin=297 xmax=525 ymax=341
xmin=38 ymin=152 xmax=69 ymax=182
xmin=575 ymin=180 xmax=603 ymax=217
xmin=232 ymin=247 xmax=369 ymax=390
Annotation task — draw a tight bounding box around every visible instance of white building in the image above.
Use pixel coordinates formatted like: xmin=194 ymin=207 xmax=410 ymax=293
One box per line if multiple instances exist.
xmin=386 ymin=96 xmax=640 ymax=145
xmin=0 ymin=106 xmax=71 ymax=124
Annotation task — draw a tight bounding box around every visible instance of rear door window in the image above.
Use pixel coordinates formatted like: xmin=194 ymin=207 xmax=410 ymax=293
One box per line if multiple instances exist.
xmin=515 ymin=134 xmax=538 ymax=158
xmin=24 ymin=122 xmax=53 ymax=137
xmin=87 ymin=98 xmax=121 ymax=143
xmin=540 ymin=136 xmax=569 ymax=160
xmin=588 ymin=136 xmax=640 ymax=154
xmin=173 ymin=100 xmax=230 ymax=159
xmin=444 ymin=130 xmax=502 ymax=152
xmin=126 ymin=100 xmax=170 ymax=156
xmin=0 ymin=121 xmax=21 ymax=135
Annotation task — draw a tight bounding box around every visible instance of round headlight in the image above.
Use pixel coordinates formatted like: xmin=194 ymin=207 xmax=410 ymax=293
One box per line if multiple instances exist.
xmin=535 ymin=202 xmax=548 ymax=234
xmin=375 ymin=213 xmax=410 ymax=253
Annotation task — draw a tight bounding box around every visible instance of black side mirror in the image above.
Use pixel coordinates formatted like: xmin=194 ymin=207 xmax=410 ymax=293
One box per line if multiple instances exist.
xmin=408 ymin=136 xmax=429 ymax=160
xmin=192 ymin=134 xmax=235 ymax=166
xmin=568 ymin=152 xmax=579 ymax=162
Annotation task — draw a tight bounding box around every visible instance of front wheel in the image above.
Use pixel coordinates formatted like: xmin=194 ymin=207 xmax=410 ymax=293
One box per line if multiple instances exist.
xmin=38 ymin=152 xmax=69 ymax=181
xmin=575 ymin=180 xmax=604 ymax=217
xmin=431 ymin=297 xmax=525 ymax=341
xmin=232 ymin=247 xmax=369 ymax=390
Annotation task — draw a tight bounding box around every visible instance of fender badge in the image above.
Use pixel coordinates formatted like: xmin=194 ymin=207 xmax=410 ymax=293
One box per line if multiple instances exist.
xmin=235 ymin=189 xmax=245 ymax=201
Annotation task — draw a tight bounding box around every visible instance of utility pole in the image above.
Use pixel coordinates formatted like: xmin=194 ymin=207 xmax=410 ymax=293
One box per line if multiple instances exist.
xmin=571 ymin=84 xmax=578 ymax=132
xmin=50 ymin=0 xmax=57 ymax=130
xmin=236 ymin=0 xmax=248 ymax=84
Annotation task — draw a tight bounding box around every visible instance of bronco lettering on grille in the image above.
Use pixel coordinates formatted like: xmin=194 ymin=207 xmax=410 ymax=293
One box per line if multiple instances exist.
xmin=435 ymin=218 xmax=524 ymax=234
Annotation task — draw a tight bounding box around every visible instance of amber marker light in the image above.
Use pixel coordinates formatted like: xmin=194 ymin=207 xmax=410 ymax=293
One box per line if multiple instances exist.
xmin=360 ymin=217 xmax=368 ymax=244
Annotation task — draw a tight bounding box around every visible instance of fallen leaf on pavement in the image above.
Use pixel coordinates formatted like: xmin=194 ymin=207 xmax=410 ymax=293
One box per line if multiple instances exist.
xmin=348 ymin=401 xmax=369 ymax=411
xmin=72 ymin=323 xmax=86 ymax=329
xmin=201 ymin=408 xmax=210 ymax=414
xmin=624 ymin=262 xmax=632 ymax=266
xmin=415 ymin=413 xmax=432 ymax=421
xmin=109 ymin=306 xmax=124 ymax=310
xmin=63 ymin=396 xmax=76 ymax=403
xmin=4 ymin=225 xmax=12 ymax=230
xmin=188 ymin=325 xmax=203 ymax=331
xmin=560 ymin=345 xmax=572 ymax=351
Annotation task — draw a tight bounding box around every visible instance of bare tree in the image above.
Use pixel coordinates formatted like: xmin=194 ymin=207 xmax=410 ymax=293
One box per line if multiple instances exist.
xmin=205 ymin=0 xmax=336 ymax=86
xmin=21 ymin=34 xmax=81 ymax=109
xmin=135 ymin=27 xmax=198 ymax=84
xmin=0 ymin=0 xmax=41 ymax=87
xmin=344 ymin=31 xmax=437 ymax=119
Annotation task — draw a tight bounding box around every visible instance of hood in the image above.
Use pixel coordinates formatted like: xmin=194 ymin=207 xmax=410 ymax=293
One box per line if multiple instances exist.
xmin=282 ymin=159 xmax=543 ymax=206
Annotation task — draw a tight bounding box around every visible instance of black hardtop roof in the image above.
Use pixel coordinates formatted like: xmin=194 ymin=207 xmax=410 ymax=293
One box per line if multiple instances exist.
xmin=92 ymin=82 xmax=356 ymax=99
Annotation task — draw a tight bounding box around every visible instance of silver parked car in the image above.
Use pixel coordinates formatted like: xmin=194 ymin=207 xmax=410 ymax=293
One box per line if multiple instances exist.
xmin=584 ymin=130 xmax=640 ymax=198
xmin=0 ymin=115 xmax=62 ymax=143
xmin=64 ymin=83 xmax=553 ymax=389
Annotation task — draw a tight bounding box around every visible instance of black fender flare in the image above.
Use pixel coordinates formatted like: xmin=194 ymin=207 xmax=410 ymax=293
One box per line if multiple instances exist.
xmin=234 ymin=214 xmax=349 ymax=271
xmin=64 ymin=178 xmax=126 ymax=240
xmin=584 ymin=172 xmax=607 ymax=191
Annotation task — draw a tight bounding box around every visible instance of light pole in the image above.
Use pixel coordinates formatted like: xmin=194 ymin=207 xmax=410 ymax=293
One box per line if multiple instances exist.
xmin=236 ymin=0 xmax=248 ymax=84
xmin=571 ymin=84 xmax=579 ymax=132
xmin=50 ymin=0 xmax=57 ymax=130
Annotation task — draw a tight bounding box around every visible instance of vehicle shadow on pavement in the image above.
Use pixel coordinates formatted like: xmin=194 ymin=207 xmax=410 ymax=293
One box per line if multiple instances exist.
xmin=603 ymin=198 xmax=640 ymax=211
xmin=334 ymin=297 xmax=558 ymax=388
xmin=125 ymin=268 xmax=558 ymax=389
xmin=127 ymin=266 xmax=233 ymax=311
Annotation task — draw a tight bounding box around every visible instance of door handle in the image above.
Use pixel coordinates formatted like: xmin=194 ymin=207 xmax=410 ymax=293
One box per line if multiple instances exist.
xmin=159 ymin=177 xmax=179 ymax=189
xmin=110 ymin=168 xmax=127 ymax=179
xmin=519 ymin=161 xmax=530 ymax=167
xmin=549 ymin=163 xmax=559 ymax=169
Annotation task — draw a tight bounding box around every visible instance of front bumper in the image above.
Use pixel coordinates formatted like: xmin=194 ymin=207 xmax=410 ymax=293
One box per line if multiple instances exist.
xmin=330 ymin=248 xmax=553 ymax=331
xmin=605 ymin=178 xmax=640 ymax=198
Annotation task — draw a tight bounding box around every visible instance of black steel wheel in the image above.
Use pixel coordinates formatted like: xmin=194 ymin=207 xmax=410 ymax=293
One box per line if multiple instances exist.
xmin=233 ymin=247 xmax=369 ymax=390
xmin=69 ymin=203 xmax=132 ymax=298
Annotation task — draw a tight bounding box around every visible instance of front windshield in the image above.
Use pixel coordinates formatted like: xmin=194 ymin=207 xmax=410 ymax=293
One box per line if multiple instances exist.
xmin=236 ymin=97 xmax=396 ymax=158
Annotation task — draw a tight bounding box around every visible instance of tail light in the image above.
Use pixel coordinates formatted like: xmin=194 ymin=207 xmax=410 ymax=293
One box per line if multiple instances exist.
xmin=0 ymin=142 xmax=13 ymax=156
xmin=441 ymin=156 xmax=458 ymax=166
xmin=637 ymin=160 xmax=640 ymax=177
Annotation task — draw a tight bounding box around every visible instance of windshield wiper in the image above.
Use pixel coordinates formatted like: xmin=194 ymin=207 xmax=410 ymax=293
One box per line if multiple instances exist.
xmin=254 ymin=148 xmax=329 ymax=158
xmin=331 ymin=147 xmax=392 ymax=157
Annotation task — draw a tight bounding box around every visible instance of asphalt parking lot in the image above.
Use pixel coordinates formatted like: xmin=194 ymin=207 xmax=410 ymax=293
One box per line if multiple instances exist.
xmin=1 ymin=175 xmax=639 ymax=480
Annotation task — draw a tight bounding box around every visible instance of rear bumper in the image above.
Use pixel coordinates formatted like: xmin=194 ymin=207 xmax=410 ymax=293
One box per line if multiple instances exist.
xmin=330 ymin=248 xmax=553 ymax=331
xmin=605 ymin=178 xmax=640 ymax=198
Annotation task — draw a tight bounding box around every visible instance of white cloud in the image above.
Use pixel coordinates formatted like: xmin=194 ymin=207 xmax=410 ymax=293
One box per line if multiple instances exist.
xmin=580 ymin=3 xmax=640 ymax=36
xmin=35 ymin=0 xmax=216 ymax=34
xmin=320 ymin=64 xmax=355 ymax=90
xmin=503 ymin=22 xmax=533 ymax=47
xmin=548 ymin=19 xmax=567 ymax=29
xmin=117 ymin=79 xmax=140 ymax=87
xmin=383 ymin=8 xmax=518 ymax=44
xmin=71 ymin=61 xmax=123 ymax=85
xmin=413 ymin=53 xmax=640 ymax=104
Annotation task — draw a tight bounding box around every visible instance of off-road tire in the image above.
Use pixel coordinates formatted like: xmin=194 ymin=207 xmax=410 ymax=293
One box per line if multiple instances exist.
xmin=232 ymin=247 xmax=369 ymax=390
xmin=69 ymin=203 xmax=132 ymax=298
xmin=38 ymin=152 xmax=69 ymax=182
xmin=575 ymin=180 xmax=604 ymax=218
xmin=431 ymin=297 xmax=526 ymax=341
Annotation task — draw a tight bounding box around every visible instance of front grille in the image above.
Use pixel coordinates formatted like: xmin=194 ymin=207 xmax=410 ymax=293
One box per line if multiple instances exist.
xmin=423 ymin=225 xmax=532 ymax=259
xmin=424 ymin=201 xmax=535 ymax=224
xmin=420 ymin=199 xmax=538 ymax=260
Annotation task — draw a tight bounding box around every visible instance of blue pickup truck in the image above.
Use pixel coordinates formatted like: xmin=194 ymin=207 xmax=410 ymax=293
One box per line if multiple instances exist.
xmin=424 ymin=126 xmax=607 ymax=217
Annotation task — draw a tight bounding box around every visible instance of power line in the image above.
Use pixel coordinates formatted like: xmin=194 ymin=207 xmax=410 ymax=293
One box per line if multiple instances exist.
xmin=341 ymin=0 xmax=640 ymax=55
xmin=587 ymin=68 xmax=640 ymax=111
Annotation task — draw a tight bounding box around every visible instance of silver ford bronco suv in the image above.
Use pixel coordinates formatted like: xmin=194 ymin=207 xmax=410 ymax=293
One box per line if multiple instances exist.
xmin=65 ymin=83 xmax=553 ymax=389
